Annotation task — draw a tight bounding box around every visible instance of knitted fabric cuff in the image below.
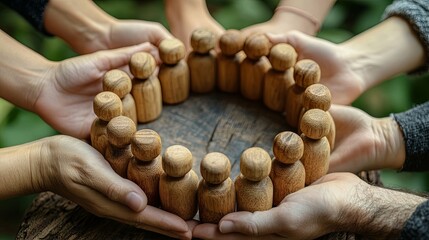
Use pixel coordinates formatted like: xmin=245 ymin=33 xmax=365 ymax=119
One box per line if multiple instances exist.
xmin=393 ymin=101 xmax=429 ymax=171
xmin=400 ymin=200 xmax=429 ymax=239
xmin=383 ymin=0 xmax=429 ymax=73
xmin=1 ymin=0 xmax=51 ymax=35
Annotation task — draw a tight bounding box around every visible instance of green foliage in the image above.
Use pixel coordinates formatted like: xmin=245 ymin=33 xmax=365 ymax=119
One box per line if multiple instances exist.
xmin=0 ymin=0 xmax=428 ymax=238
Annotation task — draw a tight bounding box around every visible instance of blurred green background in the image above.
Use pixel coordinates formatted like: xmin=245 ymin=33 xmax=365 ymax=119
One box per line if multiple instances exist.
xmin=0 ymin=0 xmax=428 ymax=238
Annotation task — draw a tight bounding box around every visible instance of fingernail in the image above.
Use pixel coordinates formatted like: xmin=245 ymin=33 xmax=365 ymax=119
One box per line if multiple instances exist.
xmin=219 ymin=220 xmax=234 ymax=233
xmin=126 ymin=192 xmax=144 ymax=212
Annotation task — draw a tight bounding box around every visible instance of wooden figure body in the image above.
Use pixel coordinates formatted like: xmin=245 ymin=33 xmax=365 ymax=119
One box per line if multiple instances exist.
xmin=105 ymin=116 xmax=136 ymax=178
xmin=188 ymin=29 xmax=216 ymax=93
xmin=90 ymin=91 xmax=122 ymax=154
xmin=158 ymin=38 xmax=190 ymax=104
xmin=103 ymin=69 xmax=137 ymax=124
xmin=127 ymin=129 xmax=163 ymax=206
xmin=129 ymin=52 xmax=162 ymax=123
xmin=269 ymin=131 xmax=305 ymax=206
xmin=198 ymin=152 xmax=235 ymax=223
xmin=300 ymin=109 xmax=330 ymax=185
xmin=235 ymin=147 xmax=273 ymax=212
xmin=240 ymin=34 xmax=271 ymax=100
xmin=159 ymin=145 xmax=198 ymax=220
xmin=217 ymin=29 xmax=245 ymax=93
xmin=285 ymin=59 xmax=321 ymax=128
xmin=264 ymin=43 xmax=297 ymax=112
xmin=299 ymin=83 xmax=336 ymax=150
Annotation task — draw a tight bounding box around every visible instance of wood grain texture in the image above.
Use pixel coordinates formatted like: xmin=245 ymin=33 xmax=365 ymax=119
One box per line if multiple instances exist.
xmin=18 ymin=92 xmax=383 ymax=240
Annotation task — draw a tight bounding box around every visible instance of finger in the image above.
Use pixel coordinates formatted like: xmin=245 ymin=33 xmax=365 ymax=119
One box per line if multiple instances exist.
xmin=219 ymin=209 xmax=286 ymax=236
xmin=92 ymin=42 xmax=158 ymax=71
xmin=78 ymin=151 xmax=148 ymax=212
xmin=65 ymin=184 xmax=189 ymax=234
xmin=193 ymin=222 xmax=285 ymax=240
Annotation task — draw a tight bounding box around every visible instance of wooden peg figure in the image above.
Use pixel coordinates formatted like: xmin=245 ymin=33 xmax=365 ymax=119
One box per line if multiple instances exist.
xmin=285 ymin=59 xmax=321 ymax=128
xmin=269 ymin=131 xmax=305 ymax=206
xmin=198 ymin=152 xmax=235 ymax=223
xmin=129 ymin=52 xmax=162 ymax=123
xmin=103 ymin=69 xmax=137 ymax=124
xmin=235 ymin=147 xmax=273 ymax=212
xmin=240 ymin=33 xmax=271 ymax=100
xmin=90 ymin=91 xmax=122 ymax=154
xmin=300 ymin=83 xmax=336 ymax=150
xmin=300 ymin=109 xmax=330 ymax=185
xmin=158 ymin=38 xmax=190 ymax=104
xmin=217 ymin=29 xmax=245 ymax=93
xmin=188 ymin=28 xmax=217 ymax=93
xmin=127 ymin=129 xmax=163 ymax=206
xmin=105 ymin=116 xmax=136 ymax=178
xmin=264 ymin=43 xmax=297 ymax=112
xmin=159 ymin=145 xmax=199 ymax=220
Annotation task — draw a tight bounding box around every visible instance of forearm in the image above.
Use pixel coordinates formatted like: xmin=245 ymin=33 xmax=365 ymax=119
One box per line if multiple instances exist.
xmin=340 ymin=16 xmax=426 ymax=91
xmin=44 ymin=0 xmax=115 ymax=54
xmin=340 ymin=184 xmax=427 ymax=239
xmin=0 ymin=30 xmax=52 ymax=112
xmin=274 ymin=0 xmax=336 ymax=35
xmin=0 ymin=139 xmax=47 ymax=199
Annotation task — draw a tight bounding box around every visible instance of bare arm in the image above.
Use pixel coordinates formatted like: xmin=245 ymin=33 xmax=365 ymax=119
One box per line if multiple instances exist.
xmin=44 ymin=0 xmax=172 ymax=54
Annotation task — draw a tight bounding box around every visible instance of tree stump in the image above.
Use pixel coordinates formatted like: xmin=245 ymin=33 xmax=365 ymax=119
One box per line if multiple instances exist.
xmin=17 ymin=92 xmax=382 ymax=239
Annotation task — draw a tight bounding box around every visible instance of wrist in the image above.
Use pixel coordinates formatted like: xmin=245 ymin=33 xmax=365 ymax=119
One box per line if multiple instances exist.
xmin=165 ymin=0 xmax=212 ymax=26
xmin=342 ymin=185 xmax=426 ymax=238
xmin=44 ymin=0 xmax=115 ymax=53
xmin=272 ymin=6 xmax=319 ymax=35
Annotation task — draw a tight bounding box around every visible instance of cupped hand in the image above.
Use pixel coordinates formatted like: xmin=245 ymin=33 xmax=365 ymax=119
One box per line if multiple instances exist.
xmin=329 ymin=104 xmax=405 ymax=173
xmin=34 ymin=43 xmax=157 ymax=139
xmin=193 ymin=173 xmax=368 ymax=239
xmin=39 ymin=135 xmax=192 ymax=239
xmin=267 ymin=31 xmax=366 ymax=105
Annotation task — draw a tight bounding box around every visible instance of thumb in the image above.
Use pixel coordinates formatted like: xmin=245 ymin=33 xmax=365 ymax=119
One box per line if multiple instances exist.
xmin=219 ymin=209 xmax=284 ymax=236
xmin=85 ymin=153 xmax=148 ymax=212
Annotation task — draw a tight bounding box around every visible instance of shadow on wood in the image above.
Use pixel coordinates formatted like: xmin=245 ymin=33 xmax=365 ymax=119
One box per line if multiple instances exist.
xmin=17 ymin=92 xmax=382 ymax=239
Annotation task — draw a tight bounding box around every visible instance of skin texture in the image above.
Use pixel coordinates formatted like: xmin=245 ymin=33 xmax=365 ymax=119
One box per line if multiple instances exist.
xmin=44 ymin=0 xmax=172 ymax=54
xmin=268 ymin=17 xmax=425 ymax=104
xmin=164 ymin=0 xmax=335 ymax=52
xmin=0 ymin=29 xmax=158 ymax=139
xmin=0 ymin=135 xmax=193 ymax=239
xmin=0 ymin=27 xmax=192 ymax=239
xmin=193 ymin=173 xmax=427 ymax=239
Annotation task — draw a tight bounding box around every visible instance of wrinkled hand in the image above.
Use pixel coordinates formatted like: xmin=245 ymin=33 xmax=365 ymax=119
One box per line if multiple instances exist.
xmin=268 ymin=31 xmax=366 ymax=104
xmin=38 ymin=135 xmax=193 ymax=239
xmin=329 ymin=104 xmax=405 ymax=173
xmin=34 ymin=43 xmax=158 ymax=139
xmin=193 ymin=173 xmax=368 ymax=239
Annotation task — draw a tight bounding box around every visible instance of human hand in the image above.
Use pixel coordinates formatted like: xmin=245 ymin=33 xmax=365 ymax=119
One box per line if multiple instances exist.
xmin=329 ymin=104 xmax=405 ymax=173
xmin=193 ymin=172 xmax=426 ymax=239
xmin=164 ymin=0 xmax=224 ymax=52
xmin=37 ymin=135 xmax=193 ymax=239
xmin=33 ymin=43 xmax=158 ymax=139
xmin=267 ymin=31 xmax=367 ymax=104
xmin=193 ymin=173 xmax=369 ymax=239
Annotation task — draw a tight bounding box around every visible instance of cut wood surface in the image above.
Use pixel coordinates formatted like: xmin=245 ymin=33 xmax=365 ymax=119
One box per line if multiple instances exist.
xmin=17 ymin=92 xmax=382 ymax=239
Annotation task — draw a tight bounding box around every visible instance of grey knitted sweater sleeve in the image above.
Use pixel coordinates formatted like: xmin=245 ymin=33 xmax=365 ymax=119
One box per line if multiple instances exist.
xmin=383 ymin=0 xmax=429 ymax=72
xmin=393 ymin=101 xmax=429 ymax=172
xmin=0 ymin=0 xmax=50 ymax=34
